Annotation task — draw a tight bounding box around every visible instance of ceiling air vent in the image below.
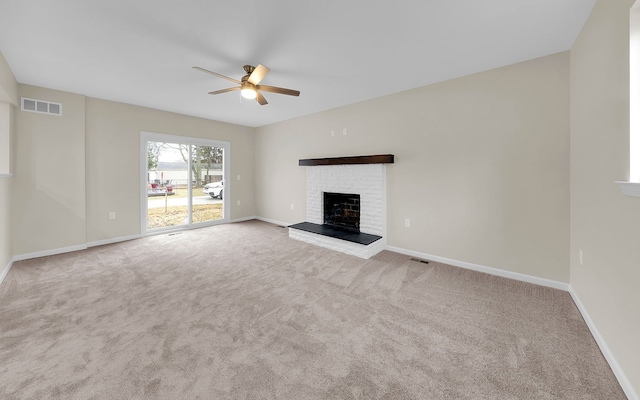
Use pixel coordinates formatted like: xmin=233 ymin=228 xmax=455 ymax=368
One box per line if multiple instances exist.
xmin=21 ymin=97 xmax=62 ymax=116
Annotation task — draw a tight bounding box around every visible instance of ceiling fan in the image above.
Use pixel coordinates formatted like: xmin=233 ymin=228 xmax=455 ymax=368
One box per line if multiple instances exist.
xmin=193 ymin=64 xmax=300 ymax=105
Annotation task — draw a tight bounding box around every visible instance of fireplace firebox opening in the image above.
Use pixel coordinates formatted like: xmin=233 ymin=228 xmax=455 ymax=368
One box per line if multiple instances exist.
xmin=323 ymin=192 xmax=360 ymax=232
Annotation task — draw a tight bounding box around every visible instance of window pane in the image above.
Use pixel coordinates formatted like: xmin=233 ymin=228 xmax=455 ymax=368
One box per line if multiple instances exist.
xmin=146 ymin=141 xmax=189 ymax=230
xmin=192 ymin=145 xmax=224 ymax=224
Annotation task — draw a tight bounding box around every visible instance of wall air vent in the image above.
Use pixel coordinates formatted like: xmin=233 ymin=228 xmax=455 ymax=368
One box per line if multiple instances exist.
xmin=21 ymin=97 xmax=62 ymax=116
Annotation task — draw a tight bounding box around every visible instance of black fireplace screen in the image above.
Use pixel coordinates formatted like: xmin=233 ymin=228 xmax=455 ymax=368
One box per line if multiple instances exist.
xmin=323 ymin=192 xmax=360 ymax=232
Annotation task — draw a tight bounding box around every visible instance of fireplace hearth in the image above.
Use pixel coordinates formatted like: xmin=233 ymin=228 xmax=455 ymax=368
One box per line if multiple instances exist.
xmin=288 ymin=221 xmax=381 ymax=246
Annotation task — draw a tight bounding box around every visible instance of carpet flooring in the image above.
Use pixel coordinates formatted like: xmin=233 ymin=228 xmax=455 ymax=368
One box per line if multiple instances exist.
xmin=0 ymin=220 xmax=626 ymax=399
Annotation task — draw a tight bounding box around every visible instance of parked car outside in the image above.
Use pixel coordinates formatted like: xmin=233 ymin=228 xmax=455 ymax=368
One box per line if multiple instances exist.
xmin=203 ymin=180 xmax=223 ymax=199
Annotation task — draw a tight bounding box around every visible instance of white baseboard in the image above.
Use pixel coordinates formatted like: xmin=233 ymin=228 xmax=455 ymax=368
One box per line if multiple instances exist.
xmin=385 ymin=245 xmax=570 ymax=291
xmin=0 ymin=257 xmax=14 ymax=286
xmin=254 ymin=216 xmax=293 ymax=227
xmin=11 ymin=218 xmax=271 ymax=265
xmin=230 ymin=216 xmax=257 ymax=223
xmin=569 ymin=287 xmax=638 ymax=400
xmin=12 ymin=244 xmax=87 ymax=262
xmin=86 ymin=234 xmax=142 ymax=248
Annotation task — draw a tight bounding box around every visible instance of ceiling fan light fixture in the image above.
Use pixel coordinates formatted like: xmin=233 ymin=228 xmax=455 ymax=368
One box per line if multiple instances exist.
xmin=194 ymin=64 xmax=299 ymax=106
xmin=241 ymin=85 xmax=257 ymax=99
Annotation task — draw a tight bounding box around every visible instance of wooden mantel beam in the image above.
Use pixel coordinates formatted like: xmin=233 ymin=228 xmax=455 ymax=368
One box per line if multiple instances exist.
xmin=298 ymin=154 xmax=394 ymax=166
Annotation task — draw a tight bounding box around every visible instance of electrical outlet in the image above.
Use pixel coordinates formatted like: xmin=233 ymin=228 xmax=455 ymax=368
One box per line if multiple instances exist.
xmin=109 ymin=212 xmax=116 ymax=220
xmin=404 ymin=218 xmax=410 ymax=228
xmin=237 ymin=200 xmax=241 ymax=206
xmin=343 ymin=128 xmax=347 ymax=135
xmin=291 ymin=203 xmax=294 ymax=210
xmin=237 ymin=174 xmax=241 ymax=180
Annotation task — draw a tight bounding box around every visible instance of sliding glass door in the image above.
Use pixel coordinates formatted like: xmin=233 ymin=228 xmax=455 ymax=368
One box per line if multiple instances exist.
xmin=141 ymin=132 xmax=229 ymax=234
xmin=191 ymin=144 xmax=225 ymax=224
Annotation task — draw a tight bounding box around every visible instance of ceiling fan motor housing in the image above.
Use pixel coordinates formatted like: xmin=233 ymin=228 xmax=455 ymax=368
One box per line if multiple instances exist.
xmin=243 ymin=65 xmax=255 ymax=75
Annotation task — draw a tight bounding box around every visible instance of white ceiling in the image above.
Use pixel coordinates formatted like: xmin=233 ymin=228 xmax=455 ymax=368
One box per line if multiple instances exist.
xmin=0 ymin=0 xmax=596 ymax=128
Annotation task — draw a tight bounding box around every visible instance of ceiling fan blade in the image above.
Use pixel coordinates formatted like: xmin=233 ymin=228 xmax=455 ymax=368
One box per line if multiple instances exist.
xmin=193 ymin=66 xmax=241 ymax=85
xmin=208 ymin=87 xmax=241 ymax=95
xmin=256 ymin=91 xmax=268 ymax=105
xmin=255 ymin=85 xmax=300 ymax=97
xmin=247 ymin=64 xmax=270 ymax=85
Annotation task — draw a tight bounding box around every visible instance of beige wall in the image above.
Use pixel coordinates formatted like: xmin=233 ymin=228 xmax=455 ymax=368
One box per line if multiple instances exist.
xmin=0 ymin=176 xmax=10 ymax=269
xmin=12 ymin=85 xmax=86 ymax=255
xmin=256 ymin=52 xmax=570 ymax=282
xmin=570 ymin=0 xmax=640 ymax=395
xmin=0 ymin=103 xmax=11 ymax=175
xmin=0 ymin=106 xmax=13 ymax=271
xmin=0 ymin=51 xmax=17 ymax=180
xmin=85 ymin=98 xmax=255 ymax=243
xmin=0 ymin=50 xmax=16 ymax=272
xmin=9 ymin=86 xmax=256 ymax=254
xmin=0 ymin=50 xmax=18 ymax=105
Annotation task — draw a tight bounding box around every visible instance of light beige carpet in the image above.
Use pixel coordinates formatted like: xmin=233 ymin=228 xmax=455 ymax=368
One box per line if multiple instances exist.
xmin=0 ymin=220 xmax=626 ymax=399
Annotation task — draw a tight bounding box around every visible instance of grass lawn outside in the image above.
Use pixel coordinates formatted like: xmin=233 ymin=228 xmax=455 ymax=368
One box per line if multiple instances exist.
xmin=162 ymin=186 xmax=207 ymax=199
xmin=147 ymin=204 xmax=223 ymax=229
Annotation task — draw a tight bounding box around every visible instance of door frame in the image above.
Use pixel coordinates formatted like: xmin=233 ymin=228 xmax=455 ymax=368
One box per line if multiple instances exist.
xmin=140 ymin=131 xmax=231 ymax=236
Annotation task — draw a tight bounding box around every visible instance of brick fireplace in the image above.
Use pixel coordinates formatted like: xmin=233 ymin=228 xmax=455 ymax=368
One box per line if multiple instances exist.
xmin=289 ymin=155 xmax=393 ymax=259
